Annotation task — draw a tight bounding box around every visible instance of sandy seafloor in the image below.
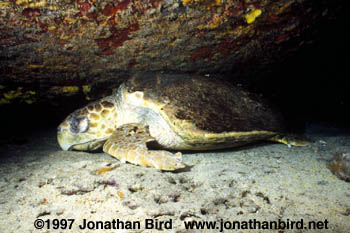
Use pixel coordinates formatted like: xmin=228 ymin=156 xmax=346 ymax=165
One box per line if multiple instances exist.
xmin=0 ymin=123 xmax=349 ymax=233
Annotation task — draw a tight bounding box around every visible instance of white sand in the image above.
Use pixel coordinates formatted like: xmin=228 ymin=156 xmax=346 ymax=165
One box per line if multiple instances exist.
xmin=0 ymin=124 xmax=349 ymax=233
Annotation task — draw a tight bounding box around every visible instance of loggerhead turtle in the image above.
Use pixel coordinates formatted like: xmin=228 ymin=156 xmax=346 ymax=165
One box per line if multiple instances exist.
xmin=57 ymin=73 xmax=309 ymax=170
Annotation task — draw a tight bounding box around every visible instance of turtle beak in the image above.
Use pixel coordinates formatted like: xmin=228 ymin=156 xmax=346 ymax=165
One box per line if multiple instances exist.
xmin=57 ymin=128 xmax=73 ymax=151
xmin=57 ymin=126 xmax=105 ymax=151
xmin=59 ymin=143 xmax=72 ymax=151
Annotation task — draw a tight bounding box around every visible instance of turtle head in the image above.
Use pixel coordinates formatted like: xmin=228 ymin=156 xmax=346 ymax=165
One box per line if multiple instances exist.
xmin=57 ymin=97 xmax=117 ymax=151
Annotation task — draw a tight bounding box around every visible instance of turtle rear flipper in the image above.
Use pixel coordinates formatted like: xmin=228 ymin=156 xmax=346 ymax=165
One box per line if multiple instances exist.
xmin=103 ymin=123 xmax=185 ymax=171
xmin=269 ymin=135 xmax=312 ymax=147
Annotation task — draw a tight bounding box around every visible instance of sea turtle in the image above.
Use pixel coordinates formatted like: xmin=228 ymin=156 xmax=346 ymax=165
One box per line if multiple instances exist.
xmin=57 ymin=73 xmax=310 ymax=170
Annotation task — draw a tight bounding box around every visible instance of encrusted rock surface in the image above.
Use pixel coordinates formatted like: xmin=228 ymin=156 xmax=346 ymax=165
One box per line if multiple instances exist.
xmin=0 ymin=1 xmax=343 ymax=92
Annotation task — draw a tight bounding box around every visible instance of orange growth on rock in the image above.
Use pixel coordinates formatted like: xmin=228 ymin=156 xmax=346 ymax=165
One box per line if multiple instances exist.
xmin=22 ymin=8 xmax=41 ymax=17
xmin=108 ymin=17 xmax=116 ymax=26
xmin=78 ymin=0 xmax=92 ymax=12
xmin=116 ymin=0 xmax=131 ymax=11
xmin=191 ymin=47 xmax=213 ymax=60
xmin=217 ymin=39 xmax=238 ymax=55
xmin=96 ymin=23 xmax=140 ymax=55
xmin=102 ymin=3 xmax=118 ymax=16
xmin=102 ymin=0 xmax=131 ymax=16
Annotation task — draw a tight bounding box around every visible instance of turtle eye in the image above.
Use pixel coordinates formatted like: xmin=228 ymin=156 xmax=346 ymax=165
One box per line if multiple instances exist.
xmin=69 ymin=117 xmax=89 ymax=134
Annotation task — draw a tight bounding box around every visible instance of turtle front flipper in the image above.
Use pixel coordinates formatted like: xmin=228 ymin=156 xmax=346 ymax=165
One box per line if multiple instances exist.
xmin=103 ymin=123 xmax=185 ymax=171
xmin=269 ymin=135 xmax=312 ymax=147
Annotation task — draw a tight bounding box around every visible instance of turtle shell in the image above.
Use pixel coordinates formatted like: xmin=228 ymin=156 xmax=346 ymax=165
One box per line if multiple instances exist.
xmin=124 ymin=73 xmax=285 ymax=147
